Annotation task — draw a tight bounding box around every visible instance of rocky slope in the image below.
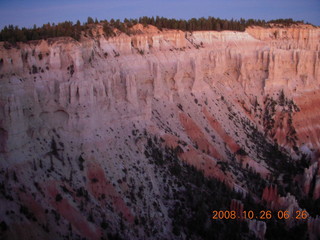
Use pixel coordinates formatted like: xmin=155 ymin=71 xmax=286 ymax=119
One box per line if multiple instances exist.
xmin=0 ymin=24 xmax=319 ymax=240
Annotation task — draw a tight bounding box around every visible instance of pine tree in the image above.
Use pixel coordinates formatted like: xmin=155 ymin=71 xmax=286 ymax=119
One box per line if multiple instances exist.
xmin=87 ymin=17 xmax=94 ymax=24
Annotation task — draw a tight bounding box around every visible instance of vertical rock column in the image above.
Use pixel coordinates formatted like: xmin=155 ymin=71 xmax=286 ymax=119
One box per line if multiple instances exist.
xmin=3 ymin=95 xmax=28 ymax=154
xmin=152 ymin=62 xmax=166 ymax=99
xmin=191 ymin=57 xmax=205 ymax=92
xmin=308 ymin=216 xmax=320 ymax=240
xmin=314 ymin=160 xmax=320 ymax=200
xmin=125 ymin=73 xmax=139 ymax=108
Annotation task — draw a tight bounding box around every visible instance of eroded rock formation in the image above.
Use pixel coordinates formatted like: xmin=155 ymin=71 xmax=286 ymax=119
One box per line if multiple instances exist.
xmin=0 ymin=23 xmax=319 ymax=239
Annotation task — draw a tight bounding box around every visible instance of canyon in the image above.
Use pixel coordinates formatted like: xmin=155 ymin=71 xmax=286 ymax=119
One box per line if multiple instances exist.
xmin=0 ymin=23 xmax=320 ymax=239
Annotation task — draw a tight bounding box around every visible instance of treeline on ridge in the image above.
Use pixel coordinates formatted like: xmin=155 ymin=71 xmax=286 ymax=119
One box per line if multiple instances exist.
xmin=0 ymin=16 xmax=305 ymax=44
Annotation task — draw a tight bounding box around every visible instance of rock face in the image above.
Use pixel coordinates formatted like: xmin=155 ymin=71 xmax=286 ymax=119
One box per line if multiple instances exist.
xmin=1 ymin=25 xmax=319 ymax=155
xmin=303 ymin=160 xmax=320 ymax=200
xmin=308 ymin=216 xmax=320 ymax=240
xmin=246 ymin=25 xmax=320 ymax=50
xmin=262 ymin=185 xmax=279 ymax=208
xmin=0 ymin=24 xmax=319 ymax=239
xmin=230 ymin=199 xmax=244 ymax=219
xmin=248 ymin=219 xmax=267 ymax=240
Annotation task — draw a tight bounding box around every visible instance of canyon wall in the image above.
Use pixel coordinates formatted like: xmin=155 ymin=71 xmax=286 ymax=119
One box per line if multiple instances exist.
xmin=0 ymin=24 xmax=319 ymax=239
xmin=1 ymin=24 xmax=319 ymax=159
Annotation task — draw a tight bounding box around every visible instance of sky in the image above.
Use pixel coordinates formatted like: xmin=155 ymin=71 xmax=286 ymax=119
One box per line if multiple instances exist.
xmin=0 ymin=0 xmax=319 ymax=29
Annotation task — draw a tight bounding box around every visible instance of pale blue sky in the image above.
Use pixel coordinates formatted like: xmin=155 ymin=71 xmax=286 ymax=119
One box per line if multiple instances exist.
xmin=0 ymin=0 xmax=319 ymax=29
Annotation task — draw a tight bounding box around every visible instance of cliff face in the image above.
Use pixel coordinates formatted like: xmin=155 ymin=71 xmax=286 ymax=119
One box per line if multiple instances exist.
xmin=1 ymin=25 xmax=319 ymax=158
xmin=0 ymin=24 xmax=319 ymax=239
xmin=246 ymin=25 xmax=320 ymax=50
